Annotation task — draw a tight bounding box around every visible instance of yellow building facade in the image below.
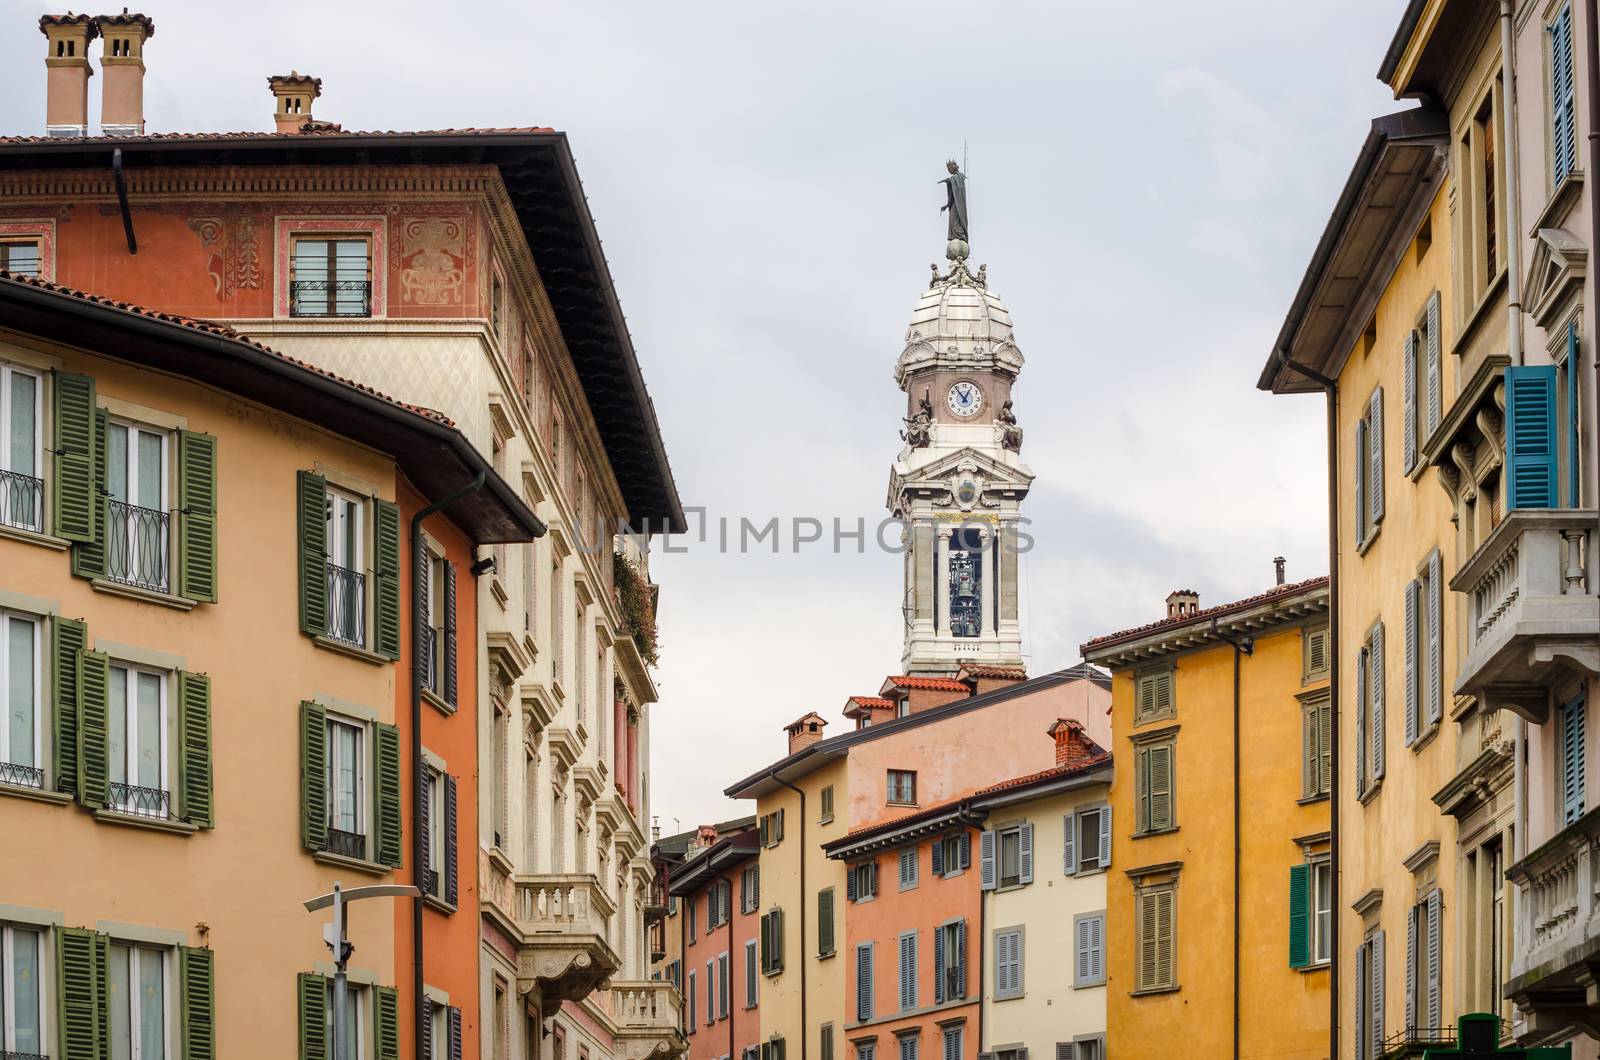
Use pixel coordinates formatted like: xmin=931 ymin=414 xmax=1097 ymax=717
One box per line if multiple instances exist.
xmin=1083 ymin=580 xmax=1331 ymax=1060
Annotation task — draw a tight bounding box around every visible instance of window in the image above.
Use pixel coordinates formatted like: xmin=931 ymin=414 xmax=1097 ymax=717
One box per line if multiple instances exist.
xmin=819 ymin=785 xmax=834 ymax=823
xmin=857 ymin=1044 xmax=875 ymax=1060
xmin=1551 ymin=3 xmax=1578 ymax=187
xmin=705 ymin=959 xmax=714 ymax=1025
xmin=0 ymin=241 xmax=41 ymax=278
xmin=1289 ymin=860 xmax=1332 ymax=968
xmin=847 ymin=860 xmax=878 ymax=902
xmin=931 ymin=833 xmax=969 ymax=878
xmin=744 ymin=939 xmax=758 ymax=1007
xmin=0 ymin=609 xmax=42 ymax=789
xmin=291 ymin=237 xmax=372 ymax=317
xmin=105 ymin=419 xmax=171 ymax=592
xmin=491 ymin=702 xmax=509 ymax=850
xmin=326 ymin=488 xmax=367 ymax=646
xmin=822 ymin=1026 xmax=835 ymax=1060
xmin=1353 ymin=623 xmax=1386 ymax=796
xmin=1402 ymin=294 xmax=1444 ymax=475
xmin=1354 ymin=387 xmax=1385 ymax=548
xmin=1073 ymin=912 xmax=1105 ymax=987
xmin=686 ymin=970 xmax=697 ymax=1033
xmin=854 ymin=943 xmax=874 ymax=1021
xmin=109 ymin=941 xmax=169 ymax=1059
xmin=1060 ymin=1040 xmax=1103 ymax=1060
xmin=898 ymin=1036 xmax=918 ymax=1060
xmin=817 ymin=887 xmax=836 ymax=957
xmin=300 ymin=700 xmax=401 ymax=868
xmin=897 ymin=931 xmax=917 ymax=1011
xmin=941 ymin=1027 xmax=961 ymax=1060
xmin=1064 ymin=807 xmax=1110 ymax=875
xmin=1405 ymin=891 xmax=1443 ymax=1032
xmin=1302 ymin=693 xmax=1332 ymax=800
xmin=1314 ymin=861 xmax=1333 ymax=964
xmin=759 ymin=809 xmax=784 ymax=847
xmin=1136 ymin=880 xmax=1177 ymax=992
xmin=1134 ymin=666 xmax=1174 ymax=724
xmin=326 ymin=716 xmax=364 ymax=855
xmin=420 ymin=764 xmax=458 ymax=906
xmin=1560 ymin=691 xmax=1587 ymax=824
xmin=1302 ymin=625 xmax=1330 ymax=683
xmin=980 ymin=824 xmax=1033 ymax=891
xmin=108 ymin=661 xmax=169 ymax=818
xmin=687 ymin=897 xmax=696 ymax=944
xmin=887 ymin=769 xmax=916 ymax=805
xmin=759 ymin=909 xmax=784 ymax=974
xmin=993 ymin=927 xmax=1023 ymax=1000
xmin=1404 ymin=552 xmax=1442 ymax=748
xmin=899 ymin=847 xmax=919 ymax=890
xmin=933 ymin=920 xmax=965 ymax=1002
xmin=423 ymin=997 xmax=463 ymax=1060
xmin=1135 ymin=739 xmax=1175 ymax=833
xmin=742 ymin=865 xmax=761 ymax=914
xmin=421 ymin=550 xmax=456 ymax=700
xmin=760 ymin=1039 xmax=787 ymax=1060
xmin=0 ymin=360 xmax=42 ymax=532
xmin=1 ymin=923 xmax=44 ymax=1057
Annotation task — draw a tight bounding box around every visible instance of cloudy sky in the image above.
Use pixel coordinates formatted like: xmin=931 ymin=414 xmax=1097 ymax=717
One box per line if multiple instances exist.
xmin=4 ymin=0 xmax=1402 ymax=830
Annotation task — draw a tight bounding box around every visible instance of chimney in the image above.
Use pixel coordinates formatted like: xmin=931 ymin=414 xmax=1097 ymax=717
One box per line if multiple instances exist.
xmin=39 ymin=14 xmax=98 ymax=138
xmin=957 ymin=662 xmax=1028 ymax=697
xmin=785 ymin=713 xmax=827 ymax=754
xmin=1048 ymin=718 xmax=1100 ymax=769
xmin=268 ymin=72 xmax=323 ymax=134
xmin=1274 ymin=556 xmax=1286 ymax=586
xmin=1165 ymin=590 xmax=1200 ymax=618
xmin=95 ymin=10 xmax=153 ymax=135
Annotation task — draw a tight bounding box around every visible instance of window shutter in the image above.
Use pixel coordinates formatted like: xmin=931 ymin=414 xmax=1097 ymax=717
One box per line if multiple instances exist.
xmin=1403 ymin=331 xmax=1418 ymax=472
xmin=419 ymin=770 xmax=431 ymax=895
xmin=847 ymin=865 xmax=859 ymax=902
xmin=1369 ymin=388 xmax=1385 ymax=525
xmin=177 ymin=430 xmax=219 ymax=603
xmin=1506 ymin=364 xmax=1560 ymax=508
xmin=1426 ymin=891 xmax=1441 ymax=1029
xmin=776 ymin=808 xmax=785 ymax=842
xmin=1553 ymin=4 xmax=1577 ymax=183
xmin=449 ymin=1005 xmax=463 ymax=1060
xmin=1288 ymin=864 xmax=1310 ymax=968
xmin=1354 ymin=418 xmax=1368 ymax=544
xmin=443 ymin=558 xmax=458 ymax=705
xmin=753 ymin=866 xmax=761 ymax=907
xmin=297 ymin=971 xmax=329 ymax=1060
xmin=76 ymin=649 xmax=109 ymax=810
xmin=1426 ymin=551 xmax=1443 ymax=725
xmin=1018 ymin=821 xmax=1034 ymax=883
xmin=1098 ymin=807 xmax=1112 ymax=869
xmin=1148 ymin=744 xmax=1173 ymax=831
xmin=1371 ymin=929 xmax=1386 ymax=1049
xmin=1563 ymin=694 xmax=1586 ymax=823
xmin=1089 ymin=914 xmax=1104 ymax=984
xmin=1075 ymin=917 xmax=1091 ymax=985
xmin=56 ymin=926 xmax=102 ymax=1060
xmin=69 ymin=406 xmax=108 ymax=579
xmin=52 ymin=372 xmax=98 ymax=544
xmin=955 ymin=919 xmax=966 ymax=998
xmin=1353 ymin=944 xmax=1367 ymax=1060
xmin=934 ymin=925 xmax=946 ymax=1003
xmin=1302 ymin=703 xmax=1316 ymax=798
xmin=1354 ymin=651 xmax=1368 ymax=795
xmin=179 ymin=671 xmax=214 ymax=828
xmin=1405 ymin=908 xmax=1417 ymax=1032
xmin=180 ymin=946 xmax=216 ymax=1060
xmin=688 ymin=971 xmax=697 ymax=1027
xmin=375 ymin=722 xmax=403 ymax=866
xmin=706 ymin=960 xmax=714 ymax=1024
xmin=51 ymin=615 xmax=86 ymax=797
xmin=1370 ymin=624 xmax=1385 ymax=781
xmin=373 ymin=499 xmax=401 ymax=659
xmin=421 ymin=996 xmax=432 ymax=1060
xmin=297 ymin=471 xmax=329 ymax=637
xmin=760 ymin=815 xmax=769 ymax=847
xmin=1426 ymin=292 xmax=1442 ymax=434
xmin=869 ymin=860 xmax=879 ymax=898
xmin=980 ymin=830 xmax=996 ymax=890
xmin=1062 ymin=812 xmax=1076 ymax=876
xmin=374 ymin=984 xmax=400 ymax=1060
xmin=1405 ymin=580 xmax=1420 ymax=745
xmin=300 ymin=701 xmax=327 ymax=852
xmin=899 ymin=933 xmax=915 ymax=1011
xmin=931 ymin=837 xmax=945 ymax=876
xmin=1567 ymin=323 xmax=1581 ymax=505
xmin=1156 ymin=889 xmax=1174 ymax=989
xmin=773 ymin=908 xmax=784 ymax=971
xmin=960 ymin=832 xmax=971 ymax=869
xmin=857 ymin=945 xmax=873 ymax=1021
xmin=818 ymin=888 xmax=834 ymax=955
xmin=445 ymin=773 xmax=459 ymax=906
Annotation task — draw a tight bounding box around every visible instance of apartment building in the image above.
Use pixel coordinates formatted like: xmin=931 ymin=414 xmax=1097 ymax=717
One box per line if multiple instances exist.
xmin=0 ymin=272 xmax=538 ymax=1060
xmin=1082 ymin=578 xmax=1332 ymax=1060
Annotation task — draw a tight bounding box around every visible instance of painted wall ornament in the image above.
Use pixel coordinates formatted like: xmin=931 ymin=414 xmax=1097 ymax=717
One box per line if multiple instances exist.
xmin=400 ymin=216 xmax=465 ymax=304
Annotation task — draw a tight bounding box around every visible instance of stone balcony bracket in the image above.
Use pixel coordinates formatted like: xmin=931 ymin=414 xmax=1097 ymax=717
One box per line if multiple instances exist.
xmin=481 ymin=853 xmax=621 ymax=1007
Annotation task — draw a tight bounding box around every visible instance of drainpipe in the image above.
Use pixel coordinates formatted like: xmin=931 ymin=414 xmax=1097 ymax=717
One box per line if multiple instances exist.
xmin=410 ymin=471 xmax=487 ymax=1060
xmin=974 ymin=817 xmax=987 ymax=1058
xmin=1211 ymin=619 xmax=1254 ymax=1060
xmin=770 ymin=771 xmax=807 ymax=1060
xmin=1275 ymin=348 xmax=1339 ymax=1060
xmin=728 ymin=872 xmax=736 ymax=1060
xmin=1501 ymin=0 xmax=1526 ymax=367
xmin=1587 ymin=0 xmax=1600 ymax=511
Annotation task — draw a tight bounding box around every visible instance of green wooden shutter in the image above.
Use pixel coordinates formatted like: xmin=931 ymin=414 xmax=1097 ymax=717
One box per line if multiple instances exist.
xmin=51 ymin=615 xmax=87 ymax=796
xmin=180 ymin=946 xmax=216 ymax=1060
xmin=1567 ymin=322 xmax=1581 ymax=507
xmin=373 ymin=500 xmax=401 ymax=660
xmin=297 ymin=471 xmax=328 ymax=637
xmin=1147 ymin=744 xmax=1173 ymax=831
xmin=374 ymin=984 xmax=399 ymax=1060
xmin=300 ymin=700 xmax=327 ymax=852
xmin=52 ymin=371 xmax=97 ymax=543
xmin=177 ymin=430 xmax=219 ymax=603
xmin=55 ymin=926 xmax=102 ymax=1060
xmin=76 ymin=649 xmax=110 ymax=809
xmin=297 ymin=972 xmax=328 ymax=1060
xmin=1288 ymin=863 xmax=1311 ymax=968
xmin=1506 ymin=364 xmax=1559 ymax=508
xmin=374 ymin=721 xmax=402 ymax=867
xmin=179 ymin=671 xmax=214 ymax=828
xmin=69 ymin=407 xmax=108 ymax=579
xmin=818 ymin=887 xmax=834 ymax=955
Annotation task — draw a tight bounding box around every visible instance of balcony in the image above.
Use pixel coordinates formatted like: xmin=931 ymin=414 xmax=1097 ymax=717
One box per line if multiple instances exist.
xmin=1505 ymin=806 xmax=1600 ymax=1040
xmin=607 ymin=981 xmax=688 ymax=1060
xmin=1451 ymin=509 xmax=1599 ymax=719
xmin=480 ymin=852 xmax=619 ymax=1006
xmin=0 ymin=467 xmax=43 ymax=533
xmin=326 ymin=562 xmax=367 ymax=648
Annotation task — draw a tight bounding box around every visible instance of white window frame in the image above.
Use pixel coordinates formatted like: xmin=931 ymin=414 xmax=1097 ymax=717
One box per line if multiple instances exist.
xmin=109 ymin=939 xmax=173 ymax=1060
xmin=887 ymin=769 xmax=916 ymax=806
xmin=324 ymin=979 xmax=369 ymax=1060
xmin=0 ymin=361 xmax=44 ymax=533
xmin=105 ymin=418 xmax=172 ymax=591
xmin=425 ymin=764 xmax=444 ymax=898
xmin=997 ymin=826 xmax=1023 ymax=889
xmin=0 ymin=609 xmax=43 ymax=784
xmin=326 ymin=714 xmax=367 ymax=845
xmin=2 ymin=922 xmax=46 ymax=1055
xmin=326 ymin=488 xmax=365 ymax=573
xmin=1312 ymin=859 xmax=1334 ymax=965
xmin=108 ymin=661 xmax=170 ymax=809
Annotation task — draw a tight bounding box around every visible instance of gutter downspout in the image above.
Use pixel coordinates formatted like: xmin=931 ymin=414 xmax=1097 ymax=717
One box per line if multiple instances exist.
xmin=1211 ymin=620 xmax=1255 ymax=1060
xmin=112 ymin=148 xmax=137 ymax=254
xmin=1275 ymin=348 xmax=1339 ymax=1060
xmin=410 ymin=471 xmax=488 ymax=1060
xmin=974 ymin=814 xmax=987 ymax=1059
xmin=770 ymin=771 xmax=807 ymax=1060
xmin=728 ymin=874 xmax=736 ymax=1060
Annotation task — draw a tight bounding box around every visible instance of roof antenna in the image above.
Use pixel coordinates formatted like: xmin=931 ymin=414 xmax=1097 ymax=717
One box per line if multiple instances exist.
xmin=962 ymin=139 xmax=968 ymax=177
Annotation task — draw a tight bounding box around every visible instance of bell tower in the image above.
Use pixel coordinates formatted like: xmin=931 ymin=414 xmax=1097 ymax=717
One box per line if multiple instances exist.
xmin=889 ymin=163 xmax=1033 ymax=676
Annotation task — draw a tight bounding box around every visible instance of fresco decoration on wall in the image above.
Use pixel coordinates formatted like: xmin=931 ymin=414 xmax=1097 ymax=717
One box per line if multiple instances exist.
xmin=184 ymin=210 xmax=267 ymax=301
xmin=400 ymin=216 xmax=467 ymax=305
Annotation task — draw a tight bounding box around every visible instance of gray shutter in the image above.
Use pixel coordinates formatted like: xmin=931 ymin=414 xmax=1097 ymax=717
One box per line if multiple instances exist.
xmin=420 ymin=997 xmax=432 ymax=1060
xmin=1426 ymin=891 xmax=1441 ymax=1028
xmin=1405 ymin=908 xmax=1417 ymax=1032
xmin=1354 ymin=944 xmax=1367 ymax=1060
xmin=448 ymin=1006 xmax=462 ymax=1060
xmin=955 ymin=919 xmax=966 ymax=998
xmin=1019 ymin=822 xmax=1033 ymax=883
xmin=443 ymin=559 xmax=458 ymax=706
xmin=1354 ymin=419 xmax=1368 ymax=545
xmin=1370 ymin=624 xmax=1385 ymax=781
xmin=419 ymin=770 xmax=431 ymax=893
xmin=960 ymin=832 xmax=971 ymax=869
xmin=1426 ymin=291 xmax=1442 ymax=433
xmin=1098 ymin=807 xmax=1111 ymax=869
xmin=1062 ymin=812 xmax=1076 ymax=876
xmin=1426 ymin=551 xmax=1443 ymax=725
xmin=931 ymin=837 xmax=945 ymax=877
xmin=934 ymin=925 xmax=945 ymax=1003
xmin=1372 ymin=929 xmax=1386 ymax=1049
xmin=1302 ymin=702 xmax=1316 ymax=798
xmin=857 ymin=945 xmax=873 ymax=1021
xmin=980 ymin=830 xmax=996 ymax=891
xmin=1403 ymin=331 xmax=1418 ymax=471
xmin=1369 ymin=387 xmax=1385 ymax=525
xmin=1075 ymin=918 xmax=1091 ymax=986
xmin=445 ymin=773 xmax=459 ymax=907
xmin=1354 ymin=650 xmax=1368 ymax=795
xmin=847 ymin=866 xmax=859 ymax=902
xmin=1405 ymin=580 xmax=1420 ymax=745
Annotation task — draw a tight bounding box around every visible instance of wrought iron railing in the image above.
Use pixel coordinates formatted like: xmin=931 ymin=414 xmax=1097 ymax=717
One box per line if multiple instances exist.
xmin=324 ymin=826 xmax=366 ymax=860
xmin=290 ymin=279 xmax=371 ymax=317
xmin=0 ymin=761 xmax=43 ymax=788
xmin=106 ymin=498 xmax=169 ymax=592
xmin=424 ymin=868 xmax=439 ymax=897
xmin=1379 ymin=1025 xmax=1462 ymax=1058
xmin=1 ymin=1049 xmax=50 ymax=1060
xmin=326 ymin=562 xmax=367 ymax=647
xmin=420 ymin=625 xmax=438 ymax=692
xmin=107 ymin=781 xmax=170 ymax=820
xmin=0 ymin=467 xmax=43 ymax=533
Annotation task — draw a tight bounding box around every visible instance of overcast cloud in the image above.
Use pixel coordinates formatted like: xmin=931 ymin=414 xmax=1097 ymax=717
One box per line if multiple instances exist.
xmin=0 ymin=0 xmax=1401 ymax=832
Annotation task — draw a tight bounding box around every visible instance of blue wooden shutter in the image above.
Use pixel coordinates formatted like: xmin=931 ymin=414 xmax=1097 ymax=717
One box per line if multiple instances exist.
xmin=1553 ymin=3 xmax=1577 ymax=183
xmin=1403 ymin=331 xmax=1418 ymax=472
xmin=1506 ymin=364 xmax=1559 ymax=508
xmin=1288 ymin=864 xmax=1310 ymax=968
xmin=1563 ymin=693 xmax=1586 ymax=824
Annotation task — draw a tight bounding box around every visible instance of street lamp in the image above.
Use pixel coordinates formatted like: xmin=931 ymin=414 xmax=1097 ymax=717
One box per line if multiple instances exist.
xmin=304 ymin=882 xmax=419 ymax=1060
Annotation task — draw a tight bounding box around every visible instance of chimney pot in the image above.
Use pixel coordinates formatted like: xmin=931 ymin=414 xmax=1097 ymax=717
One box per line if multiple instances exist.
xmin=94 ymin=10 xmax=153 ymax=135
xmin=268 ymin=71 xmax=323 ymax=134
xmin=39 ymin=14 xmax=98 ymax=137
xmin=1165 ymin=589 xmax=1200 ymax=618
xmin=1274 ymin=556 xmax=1286 ymax=586
xmin=785 ymin=712 xmax=828 ymax=754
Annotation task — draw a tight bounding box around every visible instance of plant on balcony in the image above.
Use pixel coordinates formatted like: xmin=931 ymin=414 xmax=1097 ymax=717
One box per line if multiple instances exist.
xmin=615 ymin=550 xmax=659 ymax=667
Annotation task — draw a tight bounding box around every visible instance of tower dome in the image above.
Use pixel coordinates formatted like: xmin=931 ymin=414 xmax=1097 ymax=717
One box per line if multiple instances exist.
xmin=895 ymin=260 xmax=1025 ymax=389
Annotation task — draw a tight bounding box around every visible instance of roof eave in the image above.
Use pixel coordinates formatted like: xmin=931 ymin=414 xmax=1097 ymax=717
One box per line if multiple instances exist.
xmin=1082 ymin=585 xmax=1330 ymax=668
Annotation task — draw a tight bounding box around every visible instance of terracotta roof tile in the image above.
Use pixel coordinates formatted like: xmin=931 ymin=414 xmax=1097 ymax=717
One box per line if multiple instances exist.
xmin=38 ymin=13 xmax=97 ymax=35
xmin=94 ymin=11 xmax=154 ymax=35
xmin=1082 ymin=576 xmax=1330 ymax=650
xmin=883 ymin=676 xmax=969 ymax=693
xmin=973 ymin=753 xmax=1112 ymax=797
xmin=844 ymin=696 xmax=893 ymax=709
xmin=0 ymin=127 xmax=555 ymax=146
xmin=0 ymin=271 xmax=455 ymax=427
xmin=957 ymin=664 xmax=1027 ymax=680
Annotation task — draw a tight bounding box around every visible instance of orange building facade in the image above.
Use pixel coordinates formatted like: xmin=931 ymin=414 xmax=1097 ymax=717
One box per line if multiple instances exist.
xmin=665 ymin=822 xmax=763 ymax=1060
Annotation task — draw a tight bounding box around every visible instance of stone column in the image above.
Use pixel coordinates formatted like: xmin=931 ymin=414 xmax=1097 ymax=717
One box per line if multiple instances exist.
xmin=935 ymin=523 xmax=950 ymax=634
xmin=979 ymin=524 xmax=995 ymax=638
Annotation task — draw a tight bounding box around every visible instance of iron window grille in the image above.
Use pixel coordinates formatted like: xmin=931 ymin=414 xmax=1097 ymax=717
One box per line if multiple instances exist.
xmin=326 ymin=561 xmax=368 ymax=647
xmin=0 ymin=468 xmax=42 ymax=534
xmin=290 ymin=238 xmax=372 ymax=317
xmin=105 ymin=499 xmax=170 ymax=592
xmin=325 ymin=826 xmax=367 ymax=860
xmin=107 ymin=781 xmax=170 ymax=820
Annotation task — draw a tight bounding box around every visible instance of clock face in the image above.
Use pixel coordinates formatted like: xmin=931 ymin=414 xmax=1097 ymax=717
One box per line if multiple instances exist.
xmin=947 ymin=380 xmax=983 ymax=418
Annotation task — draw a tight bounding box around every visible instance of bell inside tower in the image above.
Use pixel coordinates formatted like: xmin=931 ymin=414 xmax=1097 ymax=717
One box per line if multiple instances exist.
xmin=948 ymin=528 xmax=984 ymax=638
